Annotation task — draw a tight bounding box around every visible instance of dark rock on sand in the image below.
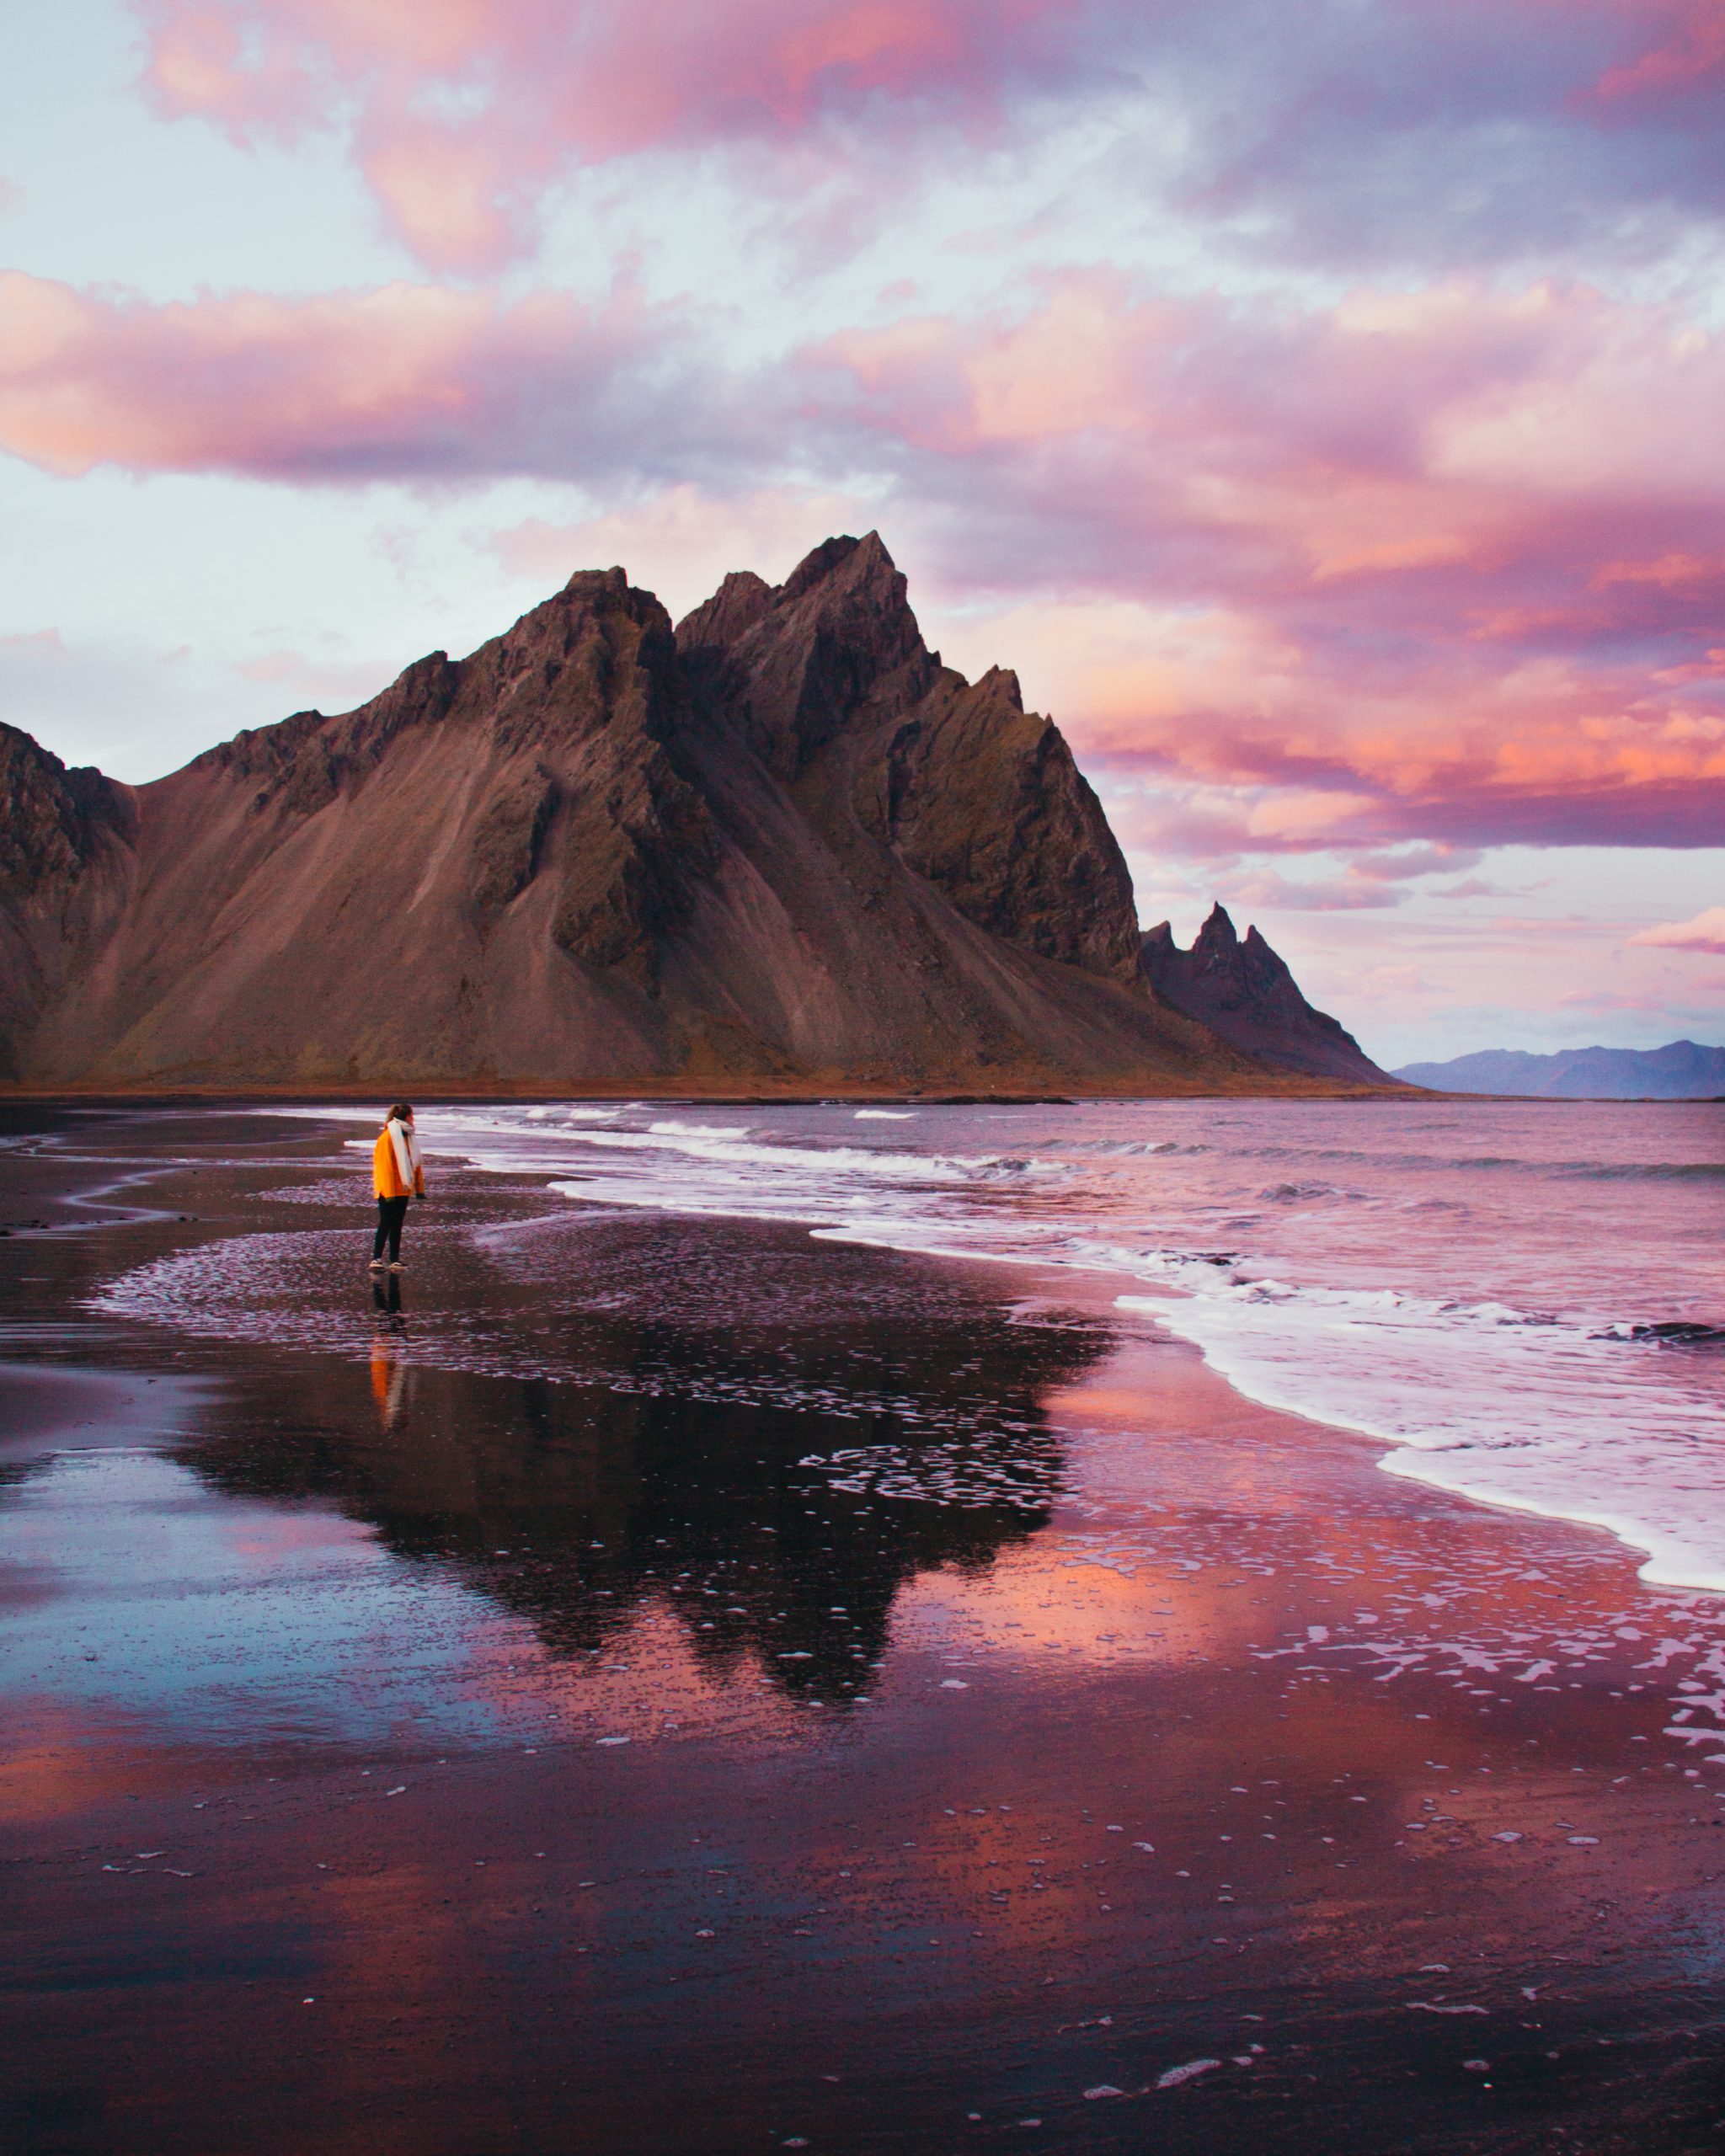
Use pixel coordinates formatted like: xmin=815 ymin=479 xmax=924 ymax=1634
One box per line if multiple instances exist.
xmin=1140 ymin=902 xmax=1397 ymax=1084
xmin=0 ymin=536 xmax=1381 ymax=1095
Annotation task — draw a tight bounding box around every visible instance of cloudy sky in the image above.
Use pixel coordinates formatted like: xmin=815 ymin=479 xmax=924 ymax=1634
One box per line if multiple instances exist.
xmin=3 ymin=0 xmax=1723 ymax=1065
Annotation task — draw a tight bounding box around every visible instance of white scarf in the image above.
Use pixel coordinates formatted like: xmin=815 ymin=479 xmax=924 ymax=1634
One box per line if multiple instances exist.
xmin=387 ymin=1117 xmax=421 ymax=1187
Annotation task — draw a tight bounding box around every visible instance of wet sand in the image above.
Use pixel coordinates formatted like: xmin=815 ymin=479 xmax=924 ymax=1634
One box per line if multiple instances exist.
xmin=4 ymin=1105 xmax=1725 ymax=2154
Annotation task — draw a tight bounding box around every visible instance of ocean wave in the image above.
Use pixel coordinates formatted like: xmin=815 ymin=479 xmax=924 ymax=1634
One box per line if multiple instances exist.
xmin=1597 ymin=1321 xmax=1725 ymax=1348
xmin=1044 ymin=1138 xmax=1196 ymax=1157
xmin=422 ymin=1108 xmax=1059 ymax=1192
xmin=1237 ymin=1142 xmax=1724 ymax=1183
xmin=1256 ymin=1181 xmax=1357 ymax=1203
xmin=1564 ymin=1161 xmax=1725 ymax=1182
xmin=1118 ymin=1271 xmax=1725 ymax=1593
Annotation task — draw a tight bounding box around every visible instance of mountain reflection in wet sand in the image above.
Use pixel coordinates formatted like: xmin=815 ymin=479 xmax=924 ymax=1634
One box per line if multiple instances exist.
xmin=177 ymin=1224 xmax=1092 ymax=1719
xmin=4 ymin=1108 xmax=1725 ymax=2155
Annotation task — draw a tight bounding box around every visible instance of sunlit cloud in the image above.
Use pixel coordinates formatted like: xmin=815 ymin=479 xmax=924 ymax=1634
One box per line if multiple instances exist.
xmin=1587 ymin=0 xmax=1725 ymax=110
xmin=809 ymin=275 xmax=1725 ymax=853
xmin=129 ymin=0 xmax=1725 ymax=275
xmin=134 ymin=0 xmax=1090 ymax=271
xmin=1220 ymin=870 xmax=1404 ymax=913
xmin=1629 ymin=904 xmax=1725 ymax=953
xmin=0 ymin=271 xmax=736 ymax=483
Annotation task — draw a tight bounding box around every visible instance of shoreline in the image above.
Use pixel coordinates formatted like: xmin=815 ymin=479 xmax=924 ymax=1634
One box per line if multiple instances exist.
xmin=0 ymin=1075 xmax=1423 ymax=1105
xmin=7 ymin=1102 xmax=1725 ymax=2152
xmin=10 ymin=1081 xmax=1708 ymax=1111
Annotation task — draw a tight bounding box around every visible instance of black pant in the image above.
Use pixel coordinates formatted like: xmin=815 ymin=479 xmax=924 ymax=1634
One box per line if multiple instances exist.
xmin=373 ymin=1196 xmax=409 ymax=1262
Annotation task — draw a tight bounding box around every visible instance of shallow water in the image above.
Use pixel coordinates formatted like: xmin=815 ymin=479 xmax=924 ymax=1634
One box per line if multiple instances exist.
xmin=223 ymin=1097 xmax=1725 ymax=1592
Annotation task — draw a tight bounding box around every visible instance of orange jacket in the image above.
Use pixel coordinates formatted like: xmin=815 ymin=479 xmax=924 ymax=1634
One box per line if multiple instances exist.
xmin=372 ymin=1123 xmax=426 ymax=1200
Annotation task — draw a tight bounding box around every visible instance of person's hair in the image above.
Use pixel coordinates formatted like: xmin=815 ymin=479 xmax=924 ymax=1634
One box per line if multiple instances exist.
xmin=388 ymin=1102 xmax=414 ymax=1122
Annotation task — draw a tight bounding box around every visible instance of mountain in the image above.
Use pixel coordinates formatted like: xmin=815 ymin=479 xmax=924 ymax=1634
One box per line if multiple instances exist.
xmin=0 ymin=724 xmax=135 ymax=1080
xmin=0 ymin=535 xmax=1391 ymax=1096
xmin=1393 ymin=1042 xmax=1725 ymax=1100
xmin=1140 ymin=904 xmax=1393 ymax=1083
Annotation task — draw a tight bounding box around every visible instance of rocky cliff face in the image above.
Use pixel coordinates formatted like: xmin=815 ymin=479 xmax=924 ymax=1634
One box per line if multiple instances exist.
xmin=679 ymin=535 xmax=1141 ymax=982
xmin=1140 ymin=905 xmax=1395 ymax=1084
xmin=0 ymin=726 xmax=133 ymax=1078
xmin=0 ymin=536 xmax=1386 ymax=1094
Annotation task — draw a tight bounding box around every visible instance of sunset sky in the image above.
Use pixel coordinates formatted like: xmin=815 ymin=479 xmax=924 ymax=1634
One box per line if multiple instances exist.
xmin=3 ymin=0 xmax=1723 ymax=1065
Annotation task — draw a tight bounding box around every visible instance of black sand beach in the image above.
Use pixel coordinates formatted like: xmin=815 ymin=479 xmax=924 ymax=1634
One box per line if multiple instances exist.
xmin=4 ymin=1105 xmax=1725 ymax=2155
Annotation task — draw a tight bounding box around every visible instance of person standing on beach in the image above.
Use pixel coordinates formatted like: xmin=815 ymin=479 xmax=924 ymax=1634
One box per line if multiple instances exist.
xmin=371 ymin=1103 xmax=425 ymax=1273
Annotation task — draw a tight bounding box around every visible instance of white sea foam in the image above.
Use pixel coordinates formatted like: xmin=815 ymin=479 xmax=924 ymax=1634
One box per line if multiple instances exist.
xmin=407 ymin=1105 xmax=1040 ymax=1191
xmin=1118 ymin=1278 xmax=1725 ymax=1592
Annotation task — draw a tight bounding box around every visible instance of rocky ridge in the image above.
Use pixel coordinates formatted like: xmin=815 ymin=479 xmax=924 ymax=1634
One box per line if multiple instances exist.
xmin=0 ymin=536 xmax=1394 ymax=1094
xmin=0 ymin=725 xmax=134 ymax=1080
xmin=1140 ymin=903 xmax=1390 ymax=1084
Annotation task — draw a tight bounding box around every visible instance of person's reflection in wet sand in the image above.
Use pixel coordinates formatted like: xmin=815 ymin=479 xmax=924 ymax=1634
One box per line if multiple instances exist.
xmin=368 ymin=1272 xmax=408 ymax=1432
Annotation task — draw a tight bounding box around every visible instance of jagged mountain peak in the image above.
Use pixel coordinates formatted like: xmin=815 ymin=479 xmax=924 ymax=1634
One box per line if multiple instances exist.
xmin=673 ymin=536 xmax=1140 ymax=981
xmin=1188 ymin=901 xmax=1277 ymax=963
xmin=1197 ymin=899 xmax=1236 ymax=938
xmin=676 ymin=569 xmax=775 ymax=657
xmin=676 ymin=533 xmax=907 ymax=654
xmin=676 ymin=531 xmax=934 ymax=780
xmin=1141 ymin=907 xmax=1393 ymax=1084
xmin=778 ymin=531 xmax=890 ymax=604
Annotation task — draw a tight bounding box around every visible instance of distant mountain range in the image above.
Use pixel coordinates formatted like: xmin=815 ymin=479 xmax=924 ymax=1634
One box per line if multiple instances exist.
xmin=0 ymin=534 xmax=1397 ymax=1096
xmin=1394 ymin=1042 xmax=1725 ymax=1099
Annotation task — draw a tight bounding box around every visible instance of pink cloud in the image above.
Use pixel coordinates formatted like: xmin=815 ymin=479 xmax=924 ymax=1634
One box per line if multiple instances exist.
xmin=1629 ymin=905 xmax=1725 ymax=953
xmin=1438 ymin=877 xmax=1527 ymax=899
xmin=129 ymin=1 xmax=1725 ymax=273
xmin=1586 ymin=0 xmax=1725 ymax=109
xmin=233 ymin=648 xmax=394 ymax=706
xmin=1220 ymin=870 xmax=1404 ymax=913
xmin=136 ymin=0 xmax=1079 ymax=270
xmin=1346 ymin=845 xmax=1484 ymax=883
xmin=809 ymin=274 xmax=1725 ymax=851
xmin=0 ymin=271 xmax=723 ymax=482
